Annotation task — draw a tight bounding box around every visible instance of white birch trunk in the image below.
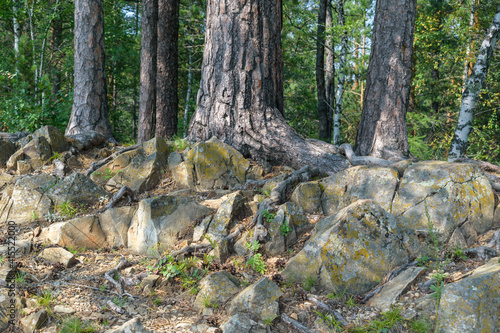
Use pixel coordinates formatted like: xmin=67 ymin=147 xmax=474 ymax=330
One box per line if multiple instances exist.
xmin=332 ymin=0 xmax=347 ymax=146
xmin=13 ymin=5 xmax=21 ymax=73
xmin=462 ymin=0 xmax=476 ymax=91
xmin=448 ymin=7 xmax=500 ymax=160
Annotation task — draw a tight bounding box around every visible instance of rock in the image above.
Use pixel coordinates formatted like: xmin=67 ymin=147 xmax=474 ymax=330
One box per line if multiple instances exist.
xmin=0 ymin=140 xmax=17 ymax=166
xmin=53 ymin=305 xmax=76 ymax=314
xmin=46 ymin=172 xmax=108 ymax=206
xmin=20 ymin=309 xmax=47 ymax=333
xmin=435 ymin=257 xmax=500 ymax=332
xmin=104 ymin=317 xmax=151 ymax=333
xmin=90 ymin=150 xmax=140 ymax=184
xmin=99 ymin=206 xmax=137 ymax=248
xmin=66 ymin=131 xmax=107 ymax=150
xmin=320 ymin=165 xmax=399 ymax=215
xmin=392 ymin=161 xmax=495 ymax=245
xmin=283 ymin=200 xmax=411 ymax=295
xmin=0 ymin=240 xmax=31 ymax=256
xmin=193 ymin=215 xmax=213 ymax=242
xmin=38 ymin=216 xmax=107 ymax=250
xmin=168 ymin=151 xmax=195 ymax=189
xmin=127 ymin=195 xmax=211 ymax=254
xmin=22 ymin=136 xmax=52 ymax=169
xmin=0 ymin=289 xmax=15 ymax=331
xmin=194 ymin=271 xmax=240 ymax=309
xmin=206 ymin=191 xmax=244 ymax=240
xmin=16 ymin=160 xmax=32 ymax=175
xmin=221 ymin=314 xmax=266 ymax=333
xmin=291 ymin=181 xmax=322 ymax=214
xmin=32 ymin=125 xmax=70 ymax=153
xmin=228 ymin=277 xmax=282 ymax=321
xmin=184 ymin=137 xmax=250 ymax=190
xmin=0 ymin=174 xmax=55 ymax=224
xmin=39 ymin=247 xmax=77 ymax=268
xmin=105 ymin=137 xmax=169 ymax=193
xmin=6 ymin=149 xmax=24 ymax=170
xmin=264 ymin=202 xmax=310 ymax=255
xmin=367 ymin=266 xmax=426 ymax=311
xmin=141 ymin=275 xmax=160 ymax=289
xmin=494 ymin=203 xmax=500 ymax=228
xmin=214 ymin=238 xmax=230 ymax=264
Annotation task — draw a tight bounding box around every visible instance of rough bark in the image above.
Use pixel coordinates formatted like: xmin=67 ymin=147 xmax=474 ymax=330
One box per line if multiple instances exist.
xmin=325 ymin=2 xmax=335 ymax=138
xmin=66 ymin=0 xmax=115 ymax=141
xmin=316 ymin=0 xmax=330 ymax=141
xmin=188 ymin=0 xmax=348 ymax=175
xmin=156 ymin=0 xmax=179 ymax=139
xmin=183 ymin=44 xmax=193 ymax=137
xmin=448 ymin=7 xmax=500 ymax=160
xmin=354 ymin=0 xmax=416 ymax=161
xmin=138 ymin=0 xmax=158 ymax=143
xmin=332 ymin=0 xmax=347 ymax=146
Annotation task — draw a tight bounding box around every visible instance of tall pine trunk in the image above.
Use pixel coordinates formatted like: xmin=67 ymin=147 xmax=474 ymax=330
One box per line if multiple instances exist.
xmin=355 ymin=0 xmax=416 ymax=160
xmin=138 ymin=0 xmax=158 ymax=143
xmin=332 ymin=0 xmax=347 ymax=146
xmin=156 ymin=0 xmax=179 ymax=139
xmin=316 ymin=0 xmax=330 ymax=141
xmin=449 ymin=7 xmax=500 ymax=160
xmin=188 ymin=0 xmax=348 ymax=174
xmin=66 ymin=0 xmax=114 ymax=140
xmin=325 ymin=1 xmax=335 ymax=139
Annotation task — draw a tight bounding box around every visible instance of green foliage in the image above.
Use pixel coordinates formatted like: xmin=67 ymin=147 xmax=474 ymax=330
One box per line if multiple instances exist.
xmin=56 ymin=201 xmax=85 ymax=219
xmin=92 ymin=168 xmax=121 ymax=180
xmin=262 ymin=209 xmax=275 ymax=223
xmin=37 ymin=289 xmax=53 ymax=307
xmin=60 ymin=317 xmax=96 ymax=333
xmin=280 ymin=221 xmax=292 ymax=237
xmin=302 ymin=275 xmax=317 ymax=292
xmin=148 ymin=254 xmax=205 ymax=290
xmin=171 ymin=136 xmax=190 ymax=151
xmin=245 ymin=240 xmax=260 ymax=252
xmin=112 ymin=296 xmax=127 ymax=307
xmin=15 ymin=271 xmax=26 ymax=284
xmin=246 ymin=253 xmax=266 ymax=275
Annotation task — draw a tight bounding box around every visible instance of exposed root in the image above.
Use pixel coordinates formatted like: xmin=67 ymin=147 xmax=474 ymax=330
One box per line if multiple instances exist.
xmin=104 ymin=256 xmax=133 ymax=295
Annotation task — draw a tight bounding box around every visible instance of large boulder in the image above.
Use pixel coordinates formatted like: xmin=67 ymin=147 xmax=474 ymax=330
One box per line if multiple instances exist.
xmin=435 ymin=257 xmax=500 ymax=332
xmin=99 ymin=206 xmax=137 ymax=248
xmin=127 ymin=195 xmax=211 ymax=254
xmin=32 ymin=125 xmax=70 ymax=153
xmin=66 ymin=131 xmax=107 ymax=150
xmin=205 ymin=191 xmax=245 ymax=241
xmin=320 ymin=165 xmax=399 ymax=216
xmin=46 ymin=172 xmax=108 ymax=206
xmin=0 ymin=174 xmax=55 ymax=223
xmin=392 ymin=161 xmax=495 ymax=245
xmin=263 ymin=202 xmax=311 ymax=255
xmin=283 ymin=200 xmax=412 ymax=295
xmin=291 ymin=181 xmax=322 ymax=214
xmin=104 ymin=137 xmax=169 ymax=193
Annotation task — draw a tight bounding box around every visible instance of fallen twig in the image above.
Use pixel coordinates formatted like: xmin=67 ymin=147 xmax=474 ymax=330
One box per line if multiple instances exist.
xmin=95 ymin=186 xmax=137 ymax=214
xmin=307 ymin=295 xmax=348 ymax=327
xmin=104 ymin=256 xmax=133 ymax=294
xmin=281 ymin=313 xmax=310 ymax=332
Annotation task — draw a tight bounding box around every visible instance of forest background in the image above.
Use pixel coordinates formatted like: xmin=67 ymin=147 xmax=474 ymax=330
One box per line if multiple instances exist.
xmin=0 ymin=0 xmax=499 ymax=162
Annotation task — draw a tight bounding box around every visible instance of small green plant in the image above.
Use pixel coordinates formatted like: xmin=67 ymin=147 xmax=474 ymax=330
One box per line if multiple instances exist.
xmin=201 ymin=294 xmax=219 ymax=309
xmin=346 ymin=295 xmax=357 ymax=308
xmin=202 ymin=234 xmax=217 ymax=249
xmin=56 ymin=200 xmax=82 ymax=219
xmin=262 ymin=314 xmax=277 ymax=327
xmin=259 ymin=187 xmax=272 ymax=197
xmin=112 ymin=296 xmax=127 ymax=307
xmin=262 ymin=209 xmax=275 ymax=223
xmin=99 ymin=285 xmax=106 ymax=292
xmin=48 ymin=152 xmax=62 ymax=162
xmin=0 ymin=255 xmax=5 ymax=264
xmin=172 ymin=136 xmax=190 ymax=151
xmin=409 ymin=318 xmax=433 ymax=333
xmin=280 ymin=221 xmax=292 ymax=237
xmin=416 ymin=254 xmax=430 ymax=267
xmin=247 ymin=253 xmax=266 ymax=274
xmin=245 ymin=240 xmax=260 ymax=252
xmin=315 ymin=311 xmax=343 ymax=331
xmin=15 ymin=271 xmax=26 ymax=284
xmin=302 ymin=275 xmax=317 ymax=292
xmin=92 ymin=168 xmax=121 ymax=180
xmin=32 ymin=210 xmax=38 ymax=220
xmin=37 ymin=289 xmax=53 ymax=307
xmin=60 ymin=317 xmax=96 ymax=333
xmin=448 ymin=246 xmax=467 ymax=261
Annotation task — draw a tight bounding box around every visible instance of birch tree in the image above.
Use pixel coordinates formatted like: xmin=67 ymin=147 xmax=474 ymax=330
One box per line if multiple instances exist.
xmin=448 ymin=7 xmax=500 ymax=160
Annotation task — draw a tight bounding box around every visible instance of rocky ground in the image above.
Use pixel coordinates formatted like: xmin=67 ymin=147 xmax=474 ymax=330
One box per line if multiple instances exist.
xmin=0 ymin=126 xmax=499 ymax=333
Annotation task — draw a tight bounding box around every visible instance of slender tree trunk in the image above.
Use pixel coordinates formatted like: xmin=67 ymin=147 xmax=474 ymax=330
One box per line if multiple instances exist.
xmin=132 ymin=3 xmax=140 ymax=140
xmin=51 ymin=1 xmax=63 ymax=96
xmin=138 ymin=0 xmax=158 ymax=143
xmin=66 ymin=0 xmax=114 ymax=140
xmin=325 ymin=1 xmax=334 ymax=139
xmin=463 ymin=0 xmax=477 ymax=91
xmin=355 ymin=0 xmax=416 ymax=161
xmin=183 ymin=44 xmax=193 ymax=138
xmin=332 ymin=0 xmax=347 ymax=146
xmin=156 ymin=0 xmax=179 ymax=139
xmin=188 ymin=0 xmax=348 ymax=174
xmin=317 ymin=0 xmax=330 ymax=141
xmin=448 ymin=7 xmax=500 ymax=160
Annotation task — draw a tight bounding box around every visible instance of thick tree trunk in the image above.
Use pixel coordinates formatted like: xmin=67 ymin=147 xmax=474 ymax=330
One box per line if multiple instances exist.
xmin=156 ymin=0 xmax=179 ymax=139
xmin=448 ymin=7 xmax=500 ymax=160
xmin=138 ymin=0 xmax=158 ymax=143
xmin=188 ymin=0 xmax=348 ymax=175
xmin=316 ymin=0 xmax=330 ymax=141
xmin=66 ymin=0 xmax=114 ymax=140
xmin=332 ymin=0 xmax=347 ymax=146
xmin=354 ymin=0 xmax=416 ymax=161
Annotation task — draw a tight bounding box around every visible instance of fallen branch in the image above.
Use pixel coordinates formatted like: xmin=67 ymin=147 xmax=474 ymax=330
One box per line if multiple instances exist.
xmin=95 ymin=186 xmax=137 ymax=214
xmin=340 ymin=143 xmax=396 ymax=167
xmin=281 ymin=313 xmax=310 ymax=333
xmin=84 ymin=144 xmax=140 ymax=177
xmin=104 ymin=256 xmax=133 ymax=294
xmin=307 ymin=295 xmax=348 ymax=327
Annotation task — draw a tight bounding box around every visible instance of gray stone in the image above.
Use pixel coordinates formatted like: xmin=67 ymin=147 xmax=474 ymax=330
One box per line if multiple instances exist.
xmin=168 ymin=151 xmax=195 ymax=189
xmin=0 ymin=140 xmax=17 ymax=166
xmin=38 ymin=216 xmax=107 ymax=249
xmin=228 ymin=277 xmax=282 ymax=321
xmin=104 ymin=317 xmax=151 ymax=333
xmin=221 ymin=314 xmax=266 ymax=333
xmin=46 ymin=172 xmax=108 ymax=206
xmin=193 ymin=215 xmax=213 ymax=242
xmin=291 ymin=181 xmax=322 ymax=214
xmin=53 ymin=305 xmax=76 ymax=314
xmin=367 ymin=266 xmax=426 ymax=311
xmin=66 ymin=131 xmax=107 ymax=150
xmin=6 ymin=149 xmax=24 ymax=170
xmin=194 ymin=271 xmax=240 ymax=309
xmin=127 ymin=195 xmax=211 ymax=254
xmin=435 ymin=257 xmax=500 ymax=332
xmin=20 ymin=309 xmax=47 ymax=333
xmin=32 ymin=126 xmax=69 ymax=153
xmin=0 ymin=240 xmax=31 ymax=256
xmin=494 ymin=203 xmax=500 ymax=228
xmin=206 ymin=191 xmax=244 ymax=240
xmin=283 ymin=200 xmax=412 ymax=295
xmin=39 ymin=247 xmax=77 ymax=268
xmin=141 ymin=275 xmax=160 ymax=289
xmin=99 ymin=206 xmax=137 ymax=248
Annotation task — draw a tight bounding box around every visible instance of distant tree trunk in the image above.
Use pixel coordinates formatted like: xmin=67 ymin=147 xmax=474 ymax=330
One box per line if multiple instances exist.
xmin=138 ymin=0 xmax=158 ymax=143
xmin=66 ymin=0 xmax=114 ymax=140
xmin=51 ymin=0 xmax=63 ymax=96
xmin=463 ymin=0 xmax=478 ymax=91
xmin=13 ymin=4 xmax=21 ymax=73
xmin=325 ymin=1 xmax=334 ymax=140
xmin=449 ymin=7 xmax=500 ymax=160
xmin=332 ymin=0 xmax=347 ymax=146
xmin=156 ymin=0 xmax=179 ymax=139
xmin=132 ymin=2 xmax=140 ymax=139
xmin=355 ymin=0 xmax=416 ymax=161
xmin=183 ymin=45 xmax=193 ymax=137
xmin=317 ymin=0 xmax=330 ymax=141
xmin=188 ymin=0 xmax=348 ymax=175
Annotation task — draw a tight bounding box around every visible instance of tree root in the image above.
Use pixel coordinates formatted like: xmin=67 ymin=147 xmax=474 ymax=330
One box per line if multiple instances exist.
xmin=95 ymin=186 xmax=137 ymax=214
xmin=84 ymin=144 xmax=140 ymax=177
xmin=340 ymin=143 xmax=396 ymax=167
xmin=104 ymin=256 xmax=133 ymax=294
